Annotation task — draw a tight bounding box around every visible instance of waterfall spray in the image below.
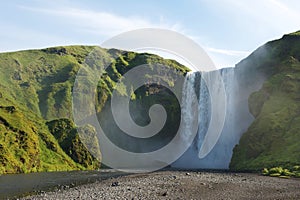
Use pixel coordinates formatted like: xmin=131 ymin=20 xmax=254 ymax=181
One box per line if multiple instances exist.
xmin=173 ymin=67 xmax=264 ymax=169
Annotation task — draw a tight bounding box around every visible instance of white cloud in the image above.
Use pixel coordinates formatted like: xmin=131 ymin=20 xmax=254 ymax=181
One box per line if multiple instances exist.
xmin=204 ymin=47 xmax=251 ymax=68
xmin=267 ymin=0 xmax=300 ymax=16
xmin=18 ymin=4 xmax=254 ymax=68
xmin=19 ymin=5 xmax=184 ymax=37
xmin=16 ymin=2 xmax=292 ymax=68
xmin=206 ymin=47 xmax=250 ymax=57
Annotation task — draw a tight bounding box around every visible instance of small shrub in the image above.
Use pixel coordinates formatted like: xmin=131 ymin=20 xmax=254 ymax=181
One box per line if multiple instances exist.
xmin=262 ymin=166 xmax=300 ymax=178
xmin=282 ymin=168 xmax=294 ymax=176
xmin=269 ymin=173 xmax=281 ymax=177
xmin=269 ymin=167 xmax=283 ymax=174
xmin=262 ymin=168 xmax=269 ymax=175
xmin=293 ymin=165 xmax=300 ymax=171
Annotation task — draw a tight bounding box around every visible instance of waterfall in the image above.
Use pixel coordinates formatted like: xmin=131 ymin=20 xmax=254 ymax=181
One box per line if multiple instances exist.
xmin=195 ymin=72 xmax=211 ymax=152
xmin=173 ymin=66 xmax=265 ymax=169
xmin=179 ymin=72 xmax=198 ymax=144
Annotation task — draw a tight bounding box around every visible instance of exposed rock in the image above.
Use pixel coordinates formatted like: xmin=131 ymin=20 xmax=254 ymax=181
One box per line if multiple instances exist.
xmin=12 ymin=71 xmax=22 ymax=80
xmin=111 ymin=182 xmax=119 ymax=187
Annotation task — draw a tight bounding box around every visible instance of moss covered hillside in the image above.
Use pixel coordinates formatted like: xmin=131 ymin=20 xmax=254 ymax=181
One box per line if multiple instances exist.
xmin=230 ymin=31 xmax=300 ymax=171
xmin=0 ymin=46 xmax=189 ymax=174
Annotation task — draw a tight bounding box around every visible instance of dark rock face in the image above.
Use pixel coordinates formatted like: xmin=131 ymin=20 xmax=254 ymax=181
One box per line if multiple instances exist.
xmin=46 ymin=119 xmax=100 ymax=169
xmin=42 ymin=47 xmax=68 ymax=56
xmin=1 ymin=31 xmax=299 ymax=174
xmin=230 ymin=32 xmax=300 ymax=171
xmin=0 ymin=45 xmax=189 ymax=174
xmin=174 ymin=32 xmax=300 ymax=171
xmin=173 ymin=65 xmax=266 ymax=169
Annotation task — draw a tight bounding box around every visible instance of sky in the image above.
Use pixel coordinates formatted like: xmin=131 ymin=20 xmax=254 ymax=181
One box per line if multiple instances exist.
xmin=1 ymin=0 xmax=300 ymax=68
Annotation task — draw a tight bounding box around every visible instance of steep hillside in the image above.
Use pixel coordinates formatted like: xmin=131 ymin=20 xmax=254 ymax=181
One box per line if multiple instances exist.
xmin=230 ymin=31 xmax=300 ymax=171
xmin=0 ymin=45 xmax=189 ymax=174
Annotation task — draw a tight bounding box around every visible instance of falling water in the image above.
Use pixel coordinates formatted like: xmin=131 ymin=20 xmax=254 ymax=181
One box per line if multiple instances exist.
xmin=173 ymin=66 xmax=265 ymax=169
xmin=195 ymin=72 xmax=211 ymax=152
xmin=179 ymin=72 xmax=198 ymax=144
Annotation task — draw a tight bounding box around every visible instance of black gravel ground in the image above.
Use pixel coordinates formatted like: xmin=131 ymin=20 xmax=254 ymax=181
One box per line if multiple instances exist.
xmin=23 ymin=170 xmax=300 ymax=200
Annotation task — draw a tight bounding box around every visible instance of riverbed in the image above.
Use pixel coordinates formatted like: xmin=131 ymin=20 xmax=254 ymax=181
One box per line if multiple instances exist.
xmin=19 ymin=170 xmax=300 ymax=200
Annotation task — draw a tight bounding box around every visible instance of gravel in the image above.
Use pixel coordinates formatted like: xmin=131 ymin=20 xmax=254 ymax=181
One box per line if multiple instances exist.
xmin=22 ymin=171 xmax=300 ymax=200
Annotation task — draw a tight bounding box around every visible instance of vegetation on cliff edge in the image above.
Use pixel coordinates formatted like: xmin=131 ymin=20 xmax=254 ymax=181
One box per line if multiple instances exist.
xmin=0 ymin=45 xmax=189 ymax=174
xmin=230 ymin=31 xmax=300 ymax=171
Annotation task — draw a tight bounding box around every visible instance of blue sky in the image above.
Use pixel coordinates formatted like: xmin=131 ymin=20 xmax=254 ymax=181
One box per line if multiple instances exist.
xmin=1 ymin=0 xmax=300 ymax=68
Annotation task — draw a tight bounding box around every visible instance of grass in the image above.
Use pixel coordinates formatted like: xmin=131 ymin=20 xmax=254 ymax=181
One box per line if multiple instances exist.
xmin=0 ymin=45 xmax=190 ymax=174
xmin=0 ymin=46 xmax=104 ymax=173
xmin=230 ymin=33 xmax=300 ymax=171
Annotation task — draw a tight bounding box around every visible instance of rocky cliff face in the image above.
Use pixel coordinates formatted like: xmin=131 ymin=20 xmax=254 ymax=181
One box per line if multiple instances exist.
xmin=173 ymin=31 xmax=300 ymax=171
xmin=0 ymin=46 xmax=189 ymax=174
xmin=1 ymin=31 xmax=299 ymax=174
xmin=230 ymin=31 xmax=300 ymax=171
xmin=172 ymin=63 xmax=266 ymax=169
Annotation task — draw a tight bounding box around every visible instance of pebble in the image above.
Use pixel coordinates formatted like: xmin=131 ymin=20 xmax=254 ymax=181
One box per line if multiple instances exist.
xmin=162 ymin=191 xmax=168 ymax=196
xmin=20 ymin=171 xmax=300 ymax=200
xmin=111 ymin=182 xmax=119 ymax=187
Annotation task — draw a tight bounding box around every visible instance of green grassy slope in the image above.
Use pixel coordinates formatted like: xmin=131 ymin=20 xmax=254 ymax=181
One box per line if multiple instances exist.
xmin=0 ymin=45 xmax=189 ymax=174
xmin=0 ymin=46 xmax=98 ymax=173
xmin=230 ymin=31 xmax=300 ymax=171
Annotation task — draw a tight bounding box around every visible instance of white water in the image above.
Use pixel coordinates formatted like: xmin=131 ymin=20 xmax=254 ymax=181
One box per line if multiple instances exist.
xmin=179 ymin=72 xmax=198 ymax=144
xmin=173 ymin=67 xmax=265 ymax=169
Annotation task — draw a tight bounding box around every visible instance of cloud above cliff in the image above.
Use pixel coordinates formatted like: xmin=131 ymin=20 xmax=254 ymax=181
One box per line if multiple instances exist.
xmin=19 ymin=5 xmax=184 ymax=38
xmin=1 ymin=0 xmax=299 ymax=68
